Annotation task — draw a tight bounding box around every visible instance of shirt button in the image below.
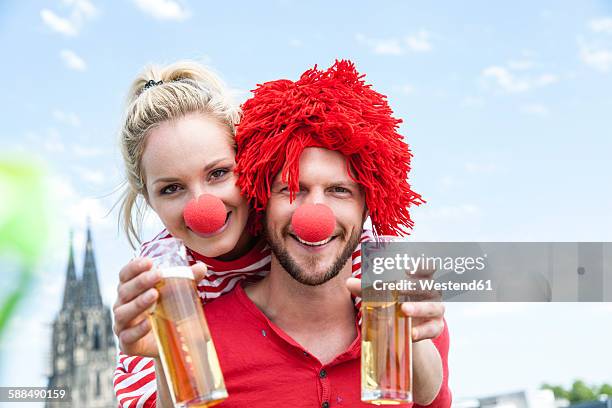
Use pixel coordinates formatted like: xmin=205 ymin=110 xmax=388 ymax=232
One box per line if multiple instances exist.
xmin=319 ymin=369 xmax=327 ymax=378
xmin=322 ymin=402 xmax=330 ymax=408
xmin=303 ymin=351 xmax=309 ymax=357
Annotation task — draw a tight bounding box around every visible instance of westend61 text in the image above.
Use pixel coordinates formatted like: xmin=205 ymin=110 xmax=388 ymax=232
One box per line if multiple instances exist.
xmin=372 ymin=279 xmax=493 ymax=292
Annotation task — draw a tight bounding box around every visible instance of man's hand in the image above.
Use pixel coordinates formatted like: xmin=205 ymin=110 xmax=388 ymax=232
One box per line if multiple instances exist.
xmin=113 ymin=258 xmax=207 ymax=357
xmin=346 ymin=270 xmax=445 ymax=342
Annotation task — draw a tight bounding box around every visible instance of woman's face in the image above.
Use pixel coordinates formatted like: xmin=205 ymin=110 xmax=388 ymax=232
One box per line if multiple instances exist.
xmin=141 ymin=112 xmax=251 ymax=259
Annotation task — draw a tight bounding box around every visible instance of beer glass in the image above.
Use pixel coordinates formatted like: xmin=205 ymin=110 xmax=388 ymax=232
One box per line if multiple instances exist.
xmin=149 ymin=239 xmax=227 ymax=408
xmin=361 ymin=285 xmax=412 ymax=405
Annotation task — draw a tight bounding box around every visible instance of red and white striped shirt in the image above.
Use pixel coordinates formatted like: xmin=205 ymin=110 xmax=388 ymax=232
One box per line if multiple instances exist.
xmin=113 ymin=229 xmax=372 ymax=408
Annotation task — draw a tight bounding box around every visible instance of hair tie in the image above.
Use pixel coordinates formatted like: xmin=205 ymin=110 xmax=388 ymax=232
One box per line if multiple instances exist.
xmin=143 ymin=79 xmax=163 ymax=90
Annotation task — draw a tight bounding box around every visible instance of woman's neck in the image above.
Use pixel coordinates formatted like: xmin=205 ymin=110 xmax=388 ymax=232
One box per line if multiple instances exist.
xmin=215 ymin=231 xmax=258 ymax=262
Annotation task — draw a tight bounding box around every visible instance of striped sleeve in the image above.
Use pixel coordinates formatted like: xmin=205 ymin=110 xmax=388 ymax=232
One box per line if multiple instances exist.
xmin=114 ymin=354 xmax=157 ymax=408
xmin=113 ymin=231 xmax=172 ymax=408
xmin=352 ymin=228 xmax=374 ymax=320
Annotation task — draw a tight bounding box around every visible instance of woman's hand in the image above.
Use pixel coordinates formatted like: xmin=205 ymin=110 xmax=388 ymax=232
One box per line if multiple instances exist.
xmin=113 ymin=257 xmax=207 ymax=357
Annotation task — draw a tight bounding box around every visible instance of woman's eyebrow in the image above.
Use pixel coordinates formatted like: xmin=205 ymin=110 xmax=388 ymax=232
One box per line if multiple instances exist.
xmin=151 ymin=157 xmax=231 ymax=186
xmin=151 ymin=176 xmax=180 ymax=186
xmin=202 ymin=157 xmax=230 ymax=172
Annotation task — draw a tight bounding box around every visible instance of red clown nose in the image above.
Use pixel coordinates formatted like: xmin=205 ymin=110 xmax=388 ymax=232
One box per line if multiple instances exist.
xmin=183 ymin=194 xmax=227 ymax=235
xmin=291 ymin=203 xmax=335 ymax=243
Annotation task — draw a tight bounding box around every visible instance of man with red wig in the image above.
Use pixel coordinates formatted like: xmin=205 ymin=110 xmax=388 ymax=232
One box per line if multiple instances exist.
xmin=201 ymin=60 xmax=451 ymax=407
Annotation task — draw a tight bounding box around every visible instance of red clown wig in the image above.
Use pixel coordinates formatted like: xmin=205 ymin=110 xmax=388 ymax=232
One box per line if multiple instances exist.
xmin=235 ymin=60 xmax=425 ymax=237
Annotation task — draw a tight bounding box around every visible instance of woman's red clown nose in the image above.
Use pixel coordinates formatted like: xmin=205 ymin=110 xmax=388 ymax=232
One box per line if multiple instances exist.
xmin=291 ymin=203 xmax=335 ymax=243
xmin=183 ymin=194 xmax=227 ymax=234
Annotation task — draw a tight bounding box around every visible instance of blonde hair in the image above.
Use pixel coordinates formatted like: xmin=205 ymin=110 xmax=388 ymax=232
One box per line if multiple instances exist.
xmin=119 ymin=60 xmax=241 ymax=248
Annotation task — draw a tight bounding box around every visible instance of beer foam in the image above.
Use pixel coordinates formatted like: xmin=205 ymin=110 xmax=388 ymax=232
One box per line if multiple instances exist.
xmin=159 ymin=266 xmax=194 ymax=280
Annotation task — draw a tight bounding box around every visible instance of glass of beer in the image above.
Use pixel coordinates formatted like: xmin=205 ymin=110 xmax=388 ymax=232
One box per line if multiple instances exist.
xmin=149 ymin=238 xmax=227 ymax=408
xmin=361 ymin=285 xmax=412 ymax=405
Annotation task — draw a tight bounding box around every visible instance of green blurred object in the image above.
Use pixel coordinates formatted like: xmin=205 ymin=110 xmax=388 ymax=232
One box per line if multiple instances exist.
xmin=541 ymin=380 xmax=612 ymax=403
xmin=0 ymin=158 xmax=50 ymax=340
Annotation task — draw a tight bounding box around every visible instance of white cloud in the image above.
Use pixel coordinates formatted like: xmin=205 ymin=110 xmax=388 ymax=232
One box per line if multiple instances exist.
xmin=374 ymin=39 xmax=403 ymax=55
xmin=72 ymin=145 xmax=104 ymax=157
xmin=45 ymin=139 xmax=65 ymax=153
xmin=40 ymin=9 xmax=78 ymax=36
xmin=520 ymin=103 xmax=550 ymax=116
xmin=40 ymin=0 xmax=98 ymax=37
xmin=44 ymin=128 xmax=65 ymax=153
xmin=482 ymin=66 xmax=530 ymax=93
xmin=74 ymin=166 xmax=107 ymax=184
xmin=53 ymin=110 xmax=81 ymax=127
xmin=482 ymin=65 xmax=558 ymax=94
xmin=356 ymin=31 xmax=433 ymax=56
xmin=5 ymin=143 xmax=26 ymax=153
xmin=42 ymin=279 xmax=63 ymax=297
xmin=48 ymin=176 xmax=111 ymax=231
xmin=0 ymin=314 xmax=50 ymax=352
xmin=356 ymin=34 xmax=403 ymax=55
xmin=589 ymin=17 xmax=612 ymax=34
xmin=534 ymin=73 xmax=558 ymax=86
xmin=65 ymin=0 xmax=98 ymax=20
xmin=132 ymin=0 xmax=190 ymax=21
xmin=404 ymin=30 xmax=432 ymax=52
xmin=60 ymin=49 xmax=87 ymax=71
xmin=579 ymin=43 xmax=612 ymax=72
xmin=578 ymin=23 xmax=612 ymax=72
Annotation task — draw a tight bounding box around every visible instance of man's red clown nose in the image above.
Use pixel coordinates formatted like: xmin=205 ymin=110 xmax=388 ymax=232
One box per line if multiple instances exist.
xmin=183 ymin=194 xmax=227 ymax=234
xmin=291 ymin=203 xmax=335 ymax=243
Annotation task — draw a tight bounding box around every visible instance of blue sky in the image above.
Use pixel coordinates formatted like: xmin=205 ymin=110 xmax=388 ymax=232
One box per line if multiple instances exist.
xmin=1 ymin=0 xmax=611 ymax=405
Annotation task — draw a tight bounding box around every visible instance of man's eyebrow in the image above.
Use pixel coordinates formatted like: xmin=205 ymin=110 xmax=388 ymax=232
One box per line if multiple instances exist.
xmin=151 ymin=158 xmax=230 ymax=186
xmin=271 ymin=180 xmax=359 ymax=189
xmin=325 ymin=179 xmax=359 ymax=188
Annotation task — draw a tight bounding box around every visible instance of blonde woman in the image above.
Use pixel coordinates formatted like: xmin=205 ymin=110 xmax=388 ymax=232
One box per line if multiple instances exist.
xmin=112 ymin=61 xmax=372 ymax=408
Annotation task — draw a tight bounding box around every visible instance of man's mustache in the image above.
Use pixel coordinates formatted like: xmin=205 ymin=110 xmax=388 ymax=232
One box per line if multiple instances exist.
xmin=282 ymin=223 xmax=347 ymax=240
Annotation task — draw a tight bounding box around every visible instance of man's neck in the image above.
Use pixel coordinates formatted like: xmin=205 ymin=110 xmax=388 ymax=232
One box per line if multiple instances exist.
xmin=244 ymin=257 xmax=357 ymax=364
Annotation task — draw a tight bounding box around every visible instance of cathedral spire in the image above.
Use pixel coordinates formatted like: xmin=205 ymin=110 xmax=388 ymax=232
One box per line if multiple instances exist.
xmin=81 ymin=219 xmax=103 ymax=308
xmin=61 ymin=230 xmax=79 ymax=309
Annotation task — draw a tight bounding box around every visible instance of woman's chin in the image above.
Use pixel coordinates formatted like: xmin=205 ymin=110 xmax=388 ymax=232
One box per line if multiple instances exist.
xmin=187 ymin=236 xmax=232 ymax=258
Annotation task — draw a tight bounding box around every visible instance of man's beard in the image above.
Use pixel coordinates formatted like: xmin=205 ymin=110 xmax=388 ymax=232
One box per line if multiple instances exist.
xmin=264 ymin=221 xmax=363 ymax=286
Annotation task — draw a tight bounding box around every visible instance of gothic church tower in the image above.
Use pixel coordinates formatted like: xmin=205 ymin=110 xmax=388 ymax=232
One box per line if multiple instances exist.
xmin=46 ymin=223 xmax=116 ymax=407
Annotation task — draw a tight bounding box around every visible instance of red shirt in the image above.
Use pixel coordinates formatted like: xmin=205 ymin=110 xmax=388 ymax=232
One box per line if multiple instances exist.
xmin=113 ymin=230 xmax=373 ymax=408
xmin=205 ymin=284 xmax=451 ymax=407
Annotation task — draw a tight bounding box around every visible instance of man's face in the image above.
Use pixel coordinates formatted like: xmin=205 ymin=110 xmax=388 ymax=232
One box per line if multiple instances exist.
xmin=265 ymin=147 xmax=366 ymax=286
